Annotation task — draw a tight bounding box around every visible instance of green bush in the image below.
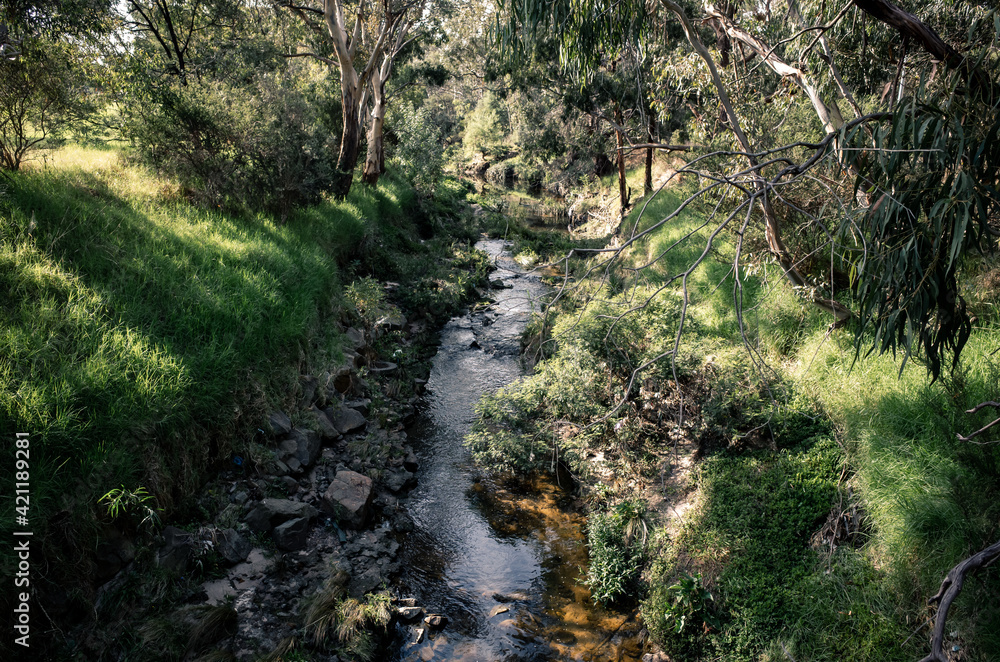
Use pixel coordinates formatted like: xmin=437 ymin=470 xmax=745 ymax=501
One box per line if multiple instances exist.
xmin=390 ymin=103 xmax=445 ymax=194
xmin=125 ymin=72 xmax=337 ymax=216
xmin=585 ymin=499 xmax=646 ymax=605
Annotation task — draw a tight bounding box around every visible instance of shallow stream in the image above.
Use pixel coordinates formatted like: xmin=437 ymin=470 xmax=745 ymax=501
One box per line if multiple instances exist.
xmin=391 ymin=239 xmax=644 ymax=661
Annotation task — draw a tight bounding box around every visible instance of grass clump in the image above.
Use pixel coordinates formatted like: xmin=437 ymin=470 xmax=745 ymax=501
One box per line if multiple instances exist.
xmin=585 ymin=499 xmax=647 ymax=605
xmin=303 ymin=572 xmax=393 ymax=661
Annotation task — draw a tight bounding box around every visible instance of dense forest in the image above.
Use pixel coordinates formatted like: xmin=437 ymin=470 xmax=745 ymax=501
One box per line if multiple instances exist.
xmin=2 ymin=0 xmax=999 ymax=661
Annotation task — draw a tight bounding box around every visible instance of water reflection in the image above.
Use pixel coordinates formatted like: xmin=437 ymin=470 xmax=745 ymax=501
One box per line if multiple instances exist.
xmin=393 ymin=240 xmax=644 ymax=662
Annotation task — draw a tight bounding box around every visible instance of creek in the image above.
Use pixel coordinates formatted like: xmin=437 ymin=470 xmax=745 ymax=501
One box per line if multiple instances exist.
xmin=390 ymin=239 xmax=644 ymax=661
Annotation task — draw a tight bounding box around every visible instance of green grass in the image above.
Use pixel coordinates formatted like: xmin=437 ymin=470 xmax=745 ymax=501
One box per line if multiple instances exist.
xmin=0 ymin=146 xmax=435 ymax=597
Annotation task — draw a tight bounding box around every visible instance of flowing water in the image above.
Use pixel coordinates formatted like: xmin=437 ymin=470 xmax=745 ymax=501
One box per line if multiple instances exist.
xmin=391 ymin=239 xmax=644 ymax=662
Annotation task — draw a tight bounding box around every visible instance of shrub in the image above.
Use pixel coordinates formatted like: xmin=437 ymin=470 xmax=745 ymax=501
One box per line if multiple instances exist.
xmin=390 ymin=103 xmax=445 ymax=194
xmin=585 ymin=499 xmax=646 ymax=605
xmin=124 ymin=72 xmax=337 ymax=216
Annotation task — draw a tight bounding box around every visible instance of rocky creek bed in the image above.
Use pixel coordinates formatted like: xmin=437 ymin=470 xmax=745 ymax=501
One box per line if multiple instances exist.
xmin=81 ymin=240 xmax=653 ymax=662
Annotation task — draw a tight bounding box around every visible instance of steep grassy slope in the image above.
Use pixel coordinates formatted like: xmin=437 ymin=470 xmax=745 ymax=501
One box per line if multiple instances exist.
xmin=0 ymin=146 xmax=475 ymax=614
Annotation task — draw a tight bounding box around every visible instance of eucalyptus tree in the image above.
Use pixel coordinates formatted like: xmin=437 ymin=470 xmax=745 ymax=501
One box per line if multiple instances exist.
xmin=275 ymin=0 xmax=428 ymax=197
xmin=117 ymin=0 xmax=243 ymax=83
xmin=494 ymin=0 xmax=999 ymax=380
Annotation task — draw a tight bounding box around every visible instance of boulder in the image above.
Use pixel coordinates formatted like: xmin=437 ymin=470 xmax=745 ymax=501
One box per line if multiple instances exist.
xmin=325 ymin=406 xmax=367 ymax=435
xmin=384 ymin=468 xmax=417 ymax=494
xmin=307 ymin=407 xmax=341 ymax=441
xmin=299 ymin=374 xmax=319 ymax=408
xmin=349 ymin=565 xmax=385 ymax=598
xmin=344 ymin=398 xmax=371 ymax=416
xmin=285 ymin=428 xmax=322 ymax=468
xmin=244 ymin=498 xmax=318 ymax=533
xmin=423 ymin=614 xmax=448 ymax=629
xmin=397 ymin=606 xmax=424 ymax=622
xmin=156 ymin=526 xmax=195 ymax=572
xmin=267 ymin=410 xmax=292 ymax=436
xmin=217 ymin=529 xmax=251 ymax=565
xmin=272 ymin=517 xmax=310 ymax=551
xmin=345 ymin=327 xmax=367 ymax=351
xmin=322 ymin=470 xmax=374 ymax=529
xmin=285 ymin=456 xmax=303 ymax=475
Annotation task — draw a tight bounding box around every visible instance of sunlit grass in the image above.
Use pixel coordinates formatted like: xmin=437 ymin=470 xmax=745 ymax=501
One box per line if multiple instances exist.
xmin=0 ymin=145 xmax=416 ymax=587
xmin=534 ymin=170 xmax=1000 ymax=660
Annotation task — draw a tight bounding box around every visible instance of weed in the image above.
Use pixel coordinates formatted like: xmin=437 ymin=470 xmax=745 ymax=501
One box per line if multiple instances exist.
xmin=585 ymin=499 xmax=646 ymax=605
xmin=100 ymin=485 xmax=162 ymax=535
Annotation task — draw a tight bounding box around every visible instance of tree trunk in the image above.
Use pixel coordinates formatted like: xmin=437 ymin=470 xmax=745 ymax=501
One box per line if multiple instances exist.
xmin=361 ymin=89 xmax=386 ymax=186
xmin=645 ymin=107 xmax=656 ymax=194
xmin=363 ymin=57 xmax=391 ymax=187
xmin=851 ymin=0 xmax=993 ymax=99
xmin=333 ymin=71 xmax=362 ymax=199
xmin=616 ymin=106 xmax=629 ymax=224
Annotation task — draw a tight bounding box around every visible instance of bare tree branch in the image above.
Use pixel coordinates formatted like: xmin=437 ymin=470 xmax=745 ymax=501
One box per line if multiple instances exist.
xmin=956 ymin=401 xmax=1000 ymax=443
xmin=918 ymin=540 xmax=1000 ymax=662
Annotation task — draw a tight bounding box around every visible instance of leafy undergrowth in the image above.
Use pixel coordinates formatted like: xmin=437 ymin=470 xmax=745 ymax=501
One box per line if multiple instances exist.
xmin=0 ymin=146 xmax=486 ymax=619
xmin=465 ymin=170 xmax=1000 ymax=660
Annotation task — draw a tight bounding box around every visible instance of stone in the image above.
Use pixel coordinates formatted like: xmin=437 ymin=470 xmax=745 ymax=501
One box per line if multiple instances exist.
xmin=349 ymin=566 xmax=385 ymax=597
xmin=299 ymin=374 xmax=319 ymax=408
xmin=285 ymin=456 xmax=303 ymax=474
xmin=94 ymin=542 xmax=124 ymax=584
xmin=345 ymin=327 xmax=367 ymax=351
xmin=217 ymin=528 xmax=251 ymax=565
xmin=280 ymin=475 xmax=299 ymax=495
xmin=322 ymin=470 xmax=374 ymax=529
xmin=307 ymin=407 xmax=341 ymax=441
xmin=272 ymin=517 xmax=310 ymax=551
xmin=403 ymin=451 xmax=419 ymax=473
xmin=286 ymin=428 xmax=322 ymax=467
xmin=423 ymin=614 xmax=448 ymax=629
xmin=244 ymin=498 xmax=318 ymax=533
xmin=202 ymin=579 xmax=237 ymax=606
xmin=268 ymin=410 xmax=292 ymax=436
xmin=156 ymin=526 xmax=195 ymax=572
xmin=344 ymin=398 xmax=371 ymax=416
xmin=642 ymin=654 xmax=671 ymax=662
xmin=384 ymin=468 xmax=417 ymax=493
xmin=397 ymin=606 xmax=424 ymax=622
xmin=490 ymin=605 xmax=510 ymax=617
xmin=278 ymin=438 xmax=298 ymax=459
xmin=325 ymin=406 xmax=367 ymax=435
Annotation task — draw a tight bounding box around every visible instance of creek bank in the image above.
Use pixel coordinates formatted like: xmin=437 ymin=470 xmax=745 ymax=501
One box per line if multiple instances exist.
xmin=68 ymin=247 xmax=503 ymax=660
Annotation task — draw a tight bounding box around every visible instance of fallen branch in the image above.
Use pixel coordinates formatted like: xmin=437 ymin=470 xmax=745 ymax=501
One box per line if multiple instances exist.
xmin=918 ymin=540 xmax=1000 ymax=662
xmin=956 ymin=401 xmax=1000 ymax=443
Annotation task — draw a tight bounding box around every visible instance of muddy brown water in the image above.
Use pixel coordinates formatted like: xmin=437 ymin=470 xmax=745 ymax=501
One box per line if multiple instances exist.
xmin=391 ymin=239 xmax=644 ymax=661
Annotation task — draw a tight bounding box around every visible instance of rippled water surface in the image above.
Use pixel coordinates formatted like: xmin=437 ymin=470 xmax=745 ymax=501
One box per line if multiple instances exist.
xmin=392 ymin=240 xmax=644 ymax=661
